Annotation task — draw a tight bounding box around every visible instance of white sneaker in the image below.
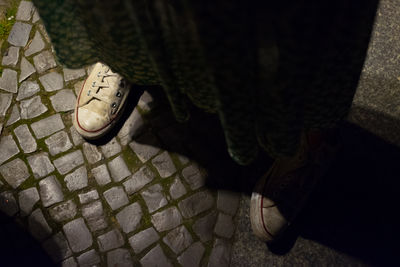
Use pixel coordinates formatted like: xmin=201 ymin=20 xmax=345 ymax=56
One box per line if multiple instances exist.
xmin=73 ymin=63 xmax=130 ymax=139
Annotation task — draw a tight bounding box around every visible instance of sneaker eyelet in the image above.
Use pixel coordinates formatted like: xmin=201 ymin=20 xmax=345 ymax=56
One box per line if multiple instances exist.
xmin=111 ymin=102 xmax=117 ymax=108
xmin=116 ymin=92 xmax=122 ymax=97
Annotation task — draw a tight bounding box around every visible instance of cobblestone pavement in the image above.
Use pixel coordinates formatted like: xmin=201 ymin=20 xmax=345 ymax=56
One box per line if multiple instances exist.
xmin=0 ymin=1 xmax=241 ymax=266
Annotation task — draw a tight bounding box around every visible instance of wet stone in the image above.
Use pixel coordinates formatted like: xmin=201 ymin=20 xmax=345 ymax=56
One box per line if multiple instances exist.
xmin=151 ymin=206 xmax=182 ymax=232
xmin=0 ymin=68 xmax=17 ymax=93
xmin=0 ymin=92 xmax=12 ymax=116
xmin=18 ymin=187 xmax=39 ymax=216
xmin=63 ymin=68 xmax=86 ymax=82
xmin=91 ymin=164 xmax=111 ymax=185
xmin=25 ymin=30 xmax=45 ymax=57
xmin=20 ymin=95 xmax=48 ymax=119
xmin=45 ymin=131 xmax=73 ymax=156
xmin=6 ymin=104 xmax=20 ymax=126
xmin=49 ymin=200 xmax=77 ymax=222
xmin=50 ymin=89 xmax=76 ymax=112
xmin=19 ymin=57 xmax=36 ymax=82
xmin=16 ymin=80 xmax=40 ymax=100
xmin=53 ymin=150 xmax=84 ymax=175
xmin=69 ymin=125 xmax=84 ymax=145
xmin=43 ymin=232 xmax=72 ymax=262
xmin=193 ymin=211 xmax=218 ymax=242
xmin=117 ymin=108 xmax=144 ymax=146
xmin=123 ymin=165 xmax=155 ymax=195
xmin=63 ymin=218 xmax=93 ymax=253
xmin=128 ymin=227 xmax=159 ymax=253
xmin=208 ymin=239 xmax=232 ymax=267
xmin=163 ymin=225 xmax=193 ymax=254
xmin=0 ymin=135 xmax=19 ymax=165
xmin=82 ymin=200 xmax=108 ymax=232
xmin=217 ymin=190 xmax=240 ymax=216
xmin=39 ymin=175 xmax=64 ymax=207
xmin=140 ymin=245 xmax=172 ymax=267
xmin=108 ymin=155 xmax=131 ymax=182
xmin=214 ymin=213 xmax=235 ymax=238
xmin=82 ymin=142 xmax=102 ymax=164
xmin=64 ymin=166 xmax=88 ymax=191
xmin=27 ymin=152 xmax=55 ymax=179
xmin=1 ymin=46 xmax=19 ymax=66
xmin=8 ymin=22 xmax=32 ymax=47
xmin=61 ymin=257 xmax=77 ymax=267
xmin=29 ymin=208 xmax=52 ymax=241
xmin=0 ymin=158 xmax=29 ymax=188
xmin=151 ymin=151 xmax=177 ymax=178
xmin=129 ymin=133 xmax=160 ymax=163
xmin=107 ymin=248 xmax=133 ymax=267
xmin=104 ymin=186 xmax=129 ymax=210
xmin=39 ymin=72 xmax=64 ymax=92
xmin=141 ymin=184 xmax=168 ymax=213
xmin=77 ymin=250 xmax=100 ymax=266
xmin=178 ymin=190 xmax=214 ymax=218
xmin=100 ymin=137 xmax=121 ymax=158
xmin=0 ymin=191 xmax=18 ymax=216
xmin=33 ymin=50 xmax=57 ymax=73
xmin=97 ymin=229 xmax=125 ymax=252
xmin=182 ymin=164 xmax=205 ymax=190
xmin=178 ymin=242 xmax=205 ymax=267
xmin=14 ymin=124 xmax=37 ymax=153
xmin=16 ymin=1 xmax=34 ymax=21
xmin=116 ymin=202 xmax=142 ymax=233
xmin=78 ymin=189 xmax=99 ymax=204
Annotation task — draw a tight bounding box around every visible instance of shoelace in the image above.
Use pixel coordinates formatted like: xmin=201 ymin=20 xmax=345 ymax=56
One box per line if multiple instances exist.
xmin=89 ymin=65 xmax=119 ymax=104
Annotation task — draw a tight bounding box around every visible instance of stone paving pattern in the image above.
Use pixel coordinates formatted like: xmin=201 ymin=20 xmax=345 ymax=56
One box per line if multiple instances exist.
xmin=0 ymin=1 xmax=240 ymax=266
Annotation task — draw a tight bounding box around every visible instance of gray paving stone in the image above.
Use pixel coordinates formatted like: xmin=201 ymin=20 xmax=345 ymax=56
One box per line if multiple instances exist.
xmin=42 ymin=232 xmax=73 ymax=262
xmin=117 ymin=108 xmax=144 ymax=146
xmin=19 ymin=57 xmax=36 ymax=82
xmin=217 ymin=190 xmax=240 ymax=216
xmin=151 ymin=206 xmax=182 ymax=232
xmin=128 ymin=227 xmax=159 ymax=253
xmin=33 ymin=50 xmax=56 ymax=73
xmin=107 ymin=248 xmax=133 ymax=267
xmin=39 ymin=72 xmax=64 ymax=92
xmin=32 ymin=7 xmax=40 ymax=23
xmin=61 ymin=257 xmax=77 ymax=267
xmin=7 ymin=22 xmax=32 ymax=47
xmin=49 ymin=199 xmax=77 ymax=222
xmin=20 ymin=95 xmax=48 ymax=119
xmin=163 ymin=225 xmax=193 ymax=254
xmin=45 ymin=131 xmax=73 ymax=156
xmin=178 ymin=190 xmax=214 ymax=218
xmin=73 ymin=80 xmax=83 ymax=96
xmin=63 ymin=68 xmax=86 ymax=82
xmin=182 ymin=164 xmax=205 ymax=190
xmin=214 ymin=213 xmax=235 ymax=238
xmin=192 ymin=211 xmax=218 ymax=242
xmin=169 ymin=176 xmax=187 ymax=200
xmin=50 ymin=89 xmax=76 ymax=112
xmin=69 ymin=125 xmax=84 ymax=145
xmin=0 ymin=135 xmax=19 ymax=165
xmin=137 ymin=90 xmax=155 ymax=112
xmin=53 ymin=150 xmax=84 ymax=175
xmin=178 ymin=242 xmax=205 ymax=267
xmin=6 ymin=104 xmax=20 ymax=126
xmin=27 ymin=152 xmax=55 ymax=179
xmin=39 ymin=175 xmax=64 ymax=207
xmin=16 ymin=80 xmax=40 ymax=100
xmin=91 ymin=164 xmax=111 ymax=185
xmin=18 ymin=187 xmax=39 ymax=216
xmin=97 ymin=229 xmax=125 ymax=252
xmin=0 ymin=158 xmax=29 ymax=188
xmin=0 ymin=92 xmax=12 ymax=116
xmin=116 ymin=202 xmax=142 ymax=233
xmin=141 ymin=184 xmax=168 ymax=213
xmin=0 ymin=68 xmax=17 ymax=93
xmin=151 ymin=151 xmax=177 ymax=178
xmin=76 ymin=249 xmax=100 ymax=266
xmin=81 ymin=200 xmax=108 ymax=232
xmin=107 ymin=155 xmax=131 ymax=182
xmin=140 ymin=245 xmax=172 ymax=267
xmin=123 ymin=165 xmax=155 ymax=195
xmin=208 ymin=239 xmax=232 ymax=267
xmin=31 ymin=114 xmax=65 ymax=139
xmin=78 ymin=189 xmax=99 ymax=204
xmin=25 ymin=30 xmax=45 ymax=56
xmin=178 ymin=154 xmax=190 ymax=165
xmin=100 ymin=137 xmax=121 ymax=158
xmin=82 ymin=142 xmax=102 ymax=164
xmin=16 ymin=1 xmax=34 ymax=21
xmin=64 ymin=166 xmax=88 ymax=191
xmin=129 ymin=133 xmax=160 ymax=162
xmin=38 ymin=24 xmax=50 ymax=43
xmin=103 ymin=186 xmax=129 ymax=210
xmin=0 ymin=191 xmax=18 ymax=216
xmin=29 ymin=208 xmax=52 ymax=241
xmin=63 ymin=218 xmax=92 ymax=253
xmin=1 ymin=46 xmax=19 ymax=66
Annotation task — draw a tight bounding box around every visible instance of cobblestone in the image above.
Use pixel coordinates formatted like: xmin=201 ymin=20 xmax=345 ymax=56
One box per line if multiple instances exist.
xmin=32 ymin=8 xmax=40 ymax=23
xmin=0 ymin=158 xmax=29 ymax=188
xmin=78 ymin=189 xmax=99 ymax=204
xmin=217 ymin=190 xmax=240 ymax=216
xmin=108 ymin=155 xmax=131 ymax=182
xmin=53 ymin=150 xmax=84 ymax=175
xmin=123 ymin=165 xmax=155 ymax=195
xmin=6 ymin=104 xmax=20 ymax=126
xmin=31 ymin=114 xmax=65 ymax=139
xmin=27 ymin=152 xmax=55 ymax=179
xmin=208 ymin=239 xmax=232 ymax=267
xmin=39 ymin=175 xmax=64 ymax=207
xmin=129 ymin=133 xmax=160 ymax=163
xmin=64 ymin=166 xmax=88 ymax=191
xmin=182 ymin=164 xmax=205 ymax=190
xmin=0 ymin=92 xmax=12 ymax=116
xmin=61 ymin=257 xmax=77 ymax=267
xmin=107 ymin=248 xmax=133 ymax=267
xmin=39 ymin=71 xmax=64 ymax=92
xmin=128 ymin=227 xmax=159 ymax=253
xmin=91 ymin=164 xmax=111 ymax=185
xmin=0 ymin=68 xmax=17 ymax=93
xmin=193 ymin=211 xmax=218 ymax=242
xmin=138 ymin=90 xmax=155 ymax=112
xmin=1 ymin=46 xmax=19 ymax=66
xmin=42 ymin=232 xmax=73 ymax=262
xmin=163 ymin=225 xmax=193 ymax=254
xmin=16 ymin=80 xmax=40 ymax=100
xmin=178 ymin=155 xmax=189 ymax=165
xmin=82 ymin=142 xmax=102 ymax=164
xmin=8 ymin=22 xmax=32 ymax=47
xmin=104 ymin=186 xmax=129 ymax=210
xmin=25 ymin=30 xmax=45 ymax=56
xmin=33 ymin=50 xmax=57 ymax=73
xmin=16 ymin=1 xmax=34 ymax=21
xmin=50 ymin=89 xmax=76 ymax=112
xmin=45 ymin=131 xmax=73 ymax=156
xmin=97 ymin=229 xmax=125 ymax=252
xmin=18 ymin=187 xmax=39 ymax=216
xmin=77 ymin=249 xmax=100 ymax=266
xmin=63 ymin=68 xmax=86 ymax=82
xmin=169 ymin=176 xmax=187 ymax=199
xmin=141 ymin=184 xmax=168 ymax=213
xmin=100 ymin=137 xmax=121 ymax=158
xmin=214 ymin=213 xmax=235 ymax=238
xmin=117 ymin=108 xmax=144 ymax=145
xmin=29 ymin=208 xmax=52 ymax=241
xmin=178 ymin=190 xmax=214 ymax=218
xmin=178 ymin=242 xmax=205 ymax=267
xmin=81 ymin=200 xmax=108 ymax=232
xmin=116 ymin=202 xmax=142 ymax=233
xmin=69 ymin=125 xmax=84 ymax=145
xmin=151 ymin=151 xmax=176 ymax=178
xmin=140 ymin=245 xmax=172 ymax=267
xmin=63 ymin=218 xmax=93 ymax=253
xmin=0 ymin=191 xmax=18 ymax=216
xmin=20 ymin=95 xmax=48 ymax=119
xmin=0 ymin=135 xmax=19 ymax=165
xmin=14 ymin=124 xmax=37 ymax=153
xmin=151 ymin=206 xmax=182 ymax=232
xmin=19 ymin=57 xmax=36 ymax=82
xmin=49 ymin=199 xmax=77 ymax=222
